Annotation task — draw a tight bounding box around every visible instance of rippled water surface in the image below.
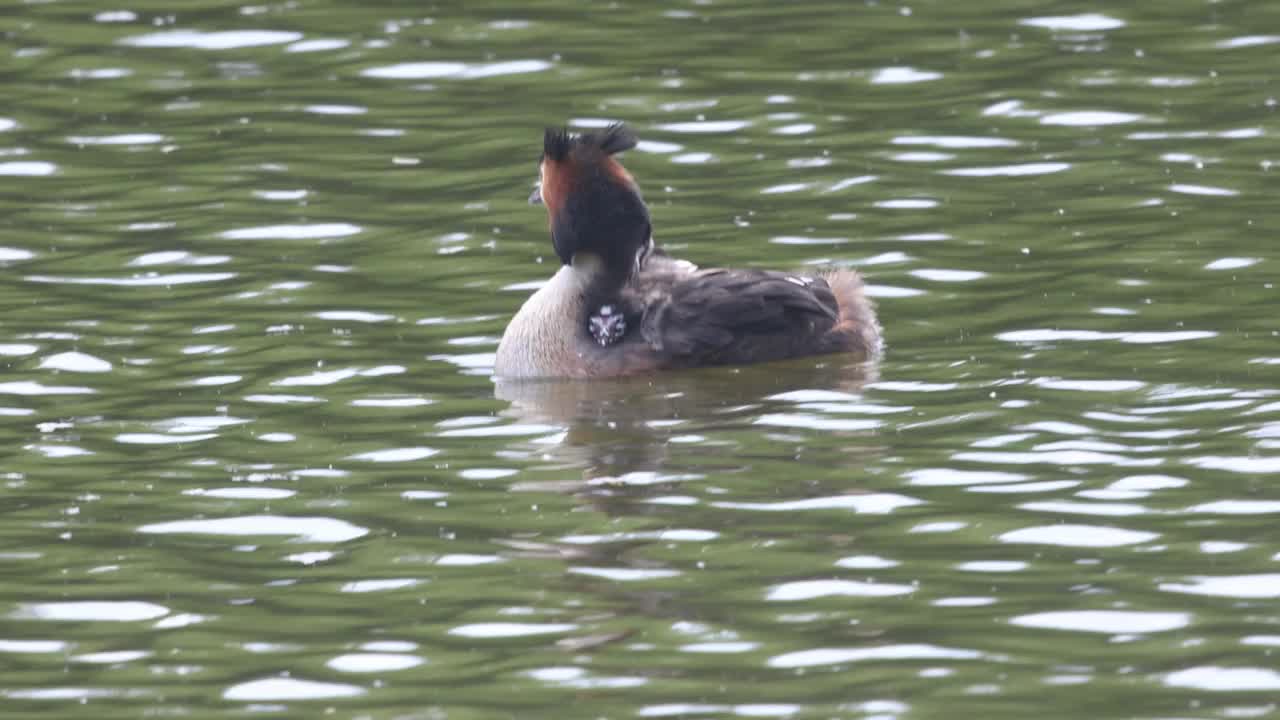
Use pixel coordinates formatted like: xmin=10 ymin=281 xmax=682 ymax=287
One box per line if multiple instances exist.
xmin=3 ymin=1 xmax=1279 ymax=717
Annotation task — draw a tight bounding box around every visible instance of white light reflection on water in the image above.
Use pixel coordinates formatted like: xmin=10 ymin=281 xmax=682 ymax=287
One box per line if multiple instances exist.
xmin=183 ymin=487 xmax=295 ymax=500
xmin=1169 ymin=183 xmax=1240 ymax=197
xmin=679 ymin=641 xmax=758 ymax=654
xmin=436 ymin=554 xmax=504 ymax=566
xmin=72 ymin=650 xmax=151 ymax=664
xmin=346 ymin=447 xmax=438 ymax=462
xmin=768 ymin=644 xmax=982 ymax=669
xmin=957 ymin=561 xmax=1027 ymax=573
xmin=1019 ymin=14 xmax=1125 ymax=31
xmin=525 ymin=666 xmax=648 ymax=689
xmin=362 ymin=60 xmax=552 ymax=80
xmin=561 ymin=529 xmax=718 ymax=544
xmin=340 ymin=579 xmax=420 ymax=593
xmin=120 ymin=30 xmax=303 ymax=49
xmin=942 ymin=163 xmax=1070 ymax=177
xmin=1160 ymin=574 xmax=1280 ymax=599
xmin=639 ymin=704 xmax=802 ymax=717
xmin=568 ymin=567 xmax=681 ymax=581
xmin=955 ymin=449 xmax=1161 ymax=467
xmin=66 ymin=133 xmax=165 ymax=146
xmin=449 ymin=623 xmax=578 ymax=638
xmin=753 ymin=414 xmax=880 ymax=431
xmin=274 ymin=365 xmax=404 ymax=386
xmin=138 ymin=516 xmax=368 ymax=543
xmin=1186 ymin=456 xmax=1280 ymax=473
xmin=2 ymin=688 xmax=121 ymax=700
xmin=287 ymin=38 xmax=349 ymax=53
xmin=1010 ymin=611 xmax=1190 ymax=634
xmin=836 ymin=555 xmax=899 ymax=569
xmin=1205 ymin=257 xmax=1260 ymax=270
xmin=870 ymin=67 xmax=941 ymax=84
xmin=223 ymin=677 xmax=364 ymax=701
xmin=0 ymin=639 xmax=68 ymax=653
xmin=1019 ymin=501 xmax=1149 ymax=517
xmin=0 ymin=161 xmax=57 ymax=176
xmin=313 ymin=310 xmax=396 ymax=322
xmin=351 ymin=396 xmax=434 ymax=407
xmin=655 ymin=120 xmax=752 ymax=133
xmin=910 ymin=269 xmax=986 ymax=282
xmin=999 ymin=329 xmax=1217 ymax=344
xmin=115 ymin=432 xmax=217 ymax=445
xmin=243 ymin=393 xmax=325 ymax=404
xmin=767 ymin=579 xmax=915 ymax=601
xmin=26 ymin=272 xmax=236 ymax=286
xmin=1165 ymin=667 xmax=1280 ymax=691
xmin=1215 ymin=35 xmax=1280 ymax=49
xmin=999 ymin=524 xmax=1158 ymax=547
xmin=0 ymin=343 xmax=40 ymax=355
xmin=712 ymin=493 xmax=921 ymax=514
xmin=326 ymin=653 xmax=424 ymax=673
xmin=1187 ymin=500 xmax=1280 ymax=514
xmin=11 ymin=601 xmax=169 ymax=622
xmin=220 ymin=223 xmax=361 ymax=240
xmin=875 ymin=198 xmax=939 ymax=209
xmin=1040 ymin=111 xmax=1143 ymax=126
xmin=893 ymin=135 xmax=1018 ymax=148
xmin=0 ymin=248 xmax=34 ymax=262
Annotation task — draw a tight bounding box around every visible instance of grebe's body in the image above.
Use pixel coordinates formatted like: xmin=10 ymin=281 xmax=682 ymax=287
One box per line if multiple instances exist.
xmin=494 ymin=124 xmax=880 ymax=379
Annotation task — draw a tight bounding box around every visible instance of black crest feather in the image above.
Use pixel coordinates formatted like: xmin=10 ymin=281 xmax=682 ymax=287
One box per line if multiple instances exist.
xmin=543 ymin=127 xmax=573 ymax=162
xmin=542 ymin=123 xmax=638 ymax=162
xmin=595 ymin=123 xmax=638 ymax=155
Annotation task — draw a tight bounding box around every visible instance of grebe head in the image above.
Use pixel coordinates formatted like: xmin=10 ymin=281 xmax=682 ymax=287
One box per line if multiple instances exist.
xmin=529 ymin=123 xmax=651 ymax=282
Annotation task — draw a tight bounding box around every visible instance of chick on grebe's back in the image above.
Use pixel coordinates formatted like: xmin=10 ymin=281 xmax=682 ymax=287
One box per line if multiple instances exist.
xmin=494 ymin=123 xmax=881 ymax=379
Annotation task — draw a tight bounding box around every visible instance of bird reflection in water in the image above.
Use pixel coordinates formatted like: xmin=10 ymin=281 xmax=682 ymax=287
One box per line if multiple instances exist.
xmin=490 ymin=358 xmax=884 ymax=650
xmin=494 ymin=357 xmax=881 ymax=493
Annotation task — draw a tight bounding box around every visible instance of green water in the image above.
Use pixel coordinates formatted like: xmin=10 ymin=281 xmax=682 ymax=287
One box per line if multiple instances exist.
xmin=2 ymin=1 xmax=1279 ymax=718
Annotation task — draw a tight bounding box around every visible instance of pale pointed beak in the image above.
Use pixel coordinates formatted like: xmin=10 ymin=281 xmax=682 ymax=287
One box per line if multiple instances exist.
xmin=528 ymin=185 xmax=543 ymax=205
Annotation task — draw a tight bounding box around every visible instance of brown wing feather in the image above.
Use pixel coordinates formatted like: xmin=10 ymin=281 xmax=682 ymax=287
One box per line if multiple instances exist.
xmin=639 ymin=269 xmax=843 ymax=366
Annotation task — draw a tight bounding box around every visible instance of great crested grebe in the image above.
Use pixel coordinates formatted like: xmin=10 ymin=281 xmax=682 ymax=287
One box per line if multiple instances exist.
xmin=494 ymin=123 xmax=881 ymax=379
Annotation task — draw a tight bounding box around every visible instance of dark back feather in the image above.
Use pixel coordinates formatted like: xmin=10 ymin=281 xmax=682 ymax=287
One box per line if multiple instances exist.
xmin=640 ymin=270 xmax=842 ymax=364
